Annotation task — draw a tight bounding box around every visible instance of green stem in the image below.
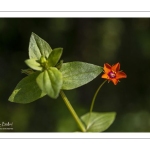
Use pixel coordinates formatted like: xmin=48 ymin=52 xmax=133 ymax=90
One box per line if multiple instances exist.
xmin=84 ymin=80 xmax=107 ymax=130
xmin=90 ymin=80 xmax=107 ymax=113
xmin=60 ymin=90 xmax=86 ymax=132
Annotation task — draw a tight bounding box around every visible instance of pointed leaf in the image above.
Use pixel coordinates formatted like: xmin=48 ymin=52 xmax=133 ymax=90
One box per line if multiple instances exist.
xmin=81 ymin=112 xmax=116 ymax=132
xmin=36 ymin=67 xmax=63 ymax=99
xmin=60 ymin=62 xmax=103 ymax=90
xmin=29 ymin=32 xmax=52 ymax=60
xmin=48 ymin=48 xmax=63 ymax=67
xmin=8 ymin=72 xmax=46 ymax=104
xmin=25 ymin=59 xmax=42 ymax=71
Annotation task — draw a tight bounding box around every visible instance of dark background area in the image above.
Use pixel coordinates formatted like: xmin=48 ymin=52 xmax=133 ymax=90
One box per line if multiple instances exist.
xmin=0 ymin=18 xmax=150 ymax=132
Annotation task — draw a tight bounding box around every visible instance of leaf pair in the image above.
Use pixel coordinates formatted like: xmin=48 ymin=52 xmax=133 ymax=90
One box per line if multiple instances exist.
xmin=9 ymin=61 xmax=103 ymax=103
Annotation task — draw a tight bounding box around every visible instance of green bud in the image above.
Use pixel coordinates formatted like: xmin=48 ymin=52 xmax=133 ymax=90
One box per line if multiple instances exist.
xmin=40 ymin=56 xmax=47 ymax=64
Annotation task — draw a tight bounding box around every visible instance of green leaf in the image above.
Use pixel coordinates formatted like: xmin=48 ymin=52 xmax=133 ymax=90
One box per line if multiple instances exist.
xmin=36 ymin=67 xmax=63 ymax=99
xmin=48 ymin=48 xmax=63 ymax=67
xmin=8 ymin=72 xmax=46 ymax=104
xmin=25 ymin=59 xmax=43 ymax=71
xmin=81 ymin=112 xmax=116 ymax=132
xmin=29 ymin=32 xmax=52 ymax=60
xmin=60 ymin=61 xmax=103 ymax=90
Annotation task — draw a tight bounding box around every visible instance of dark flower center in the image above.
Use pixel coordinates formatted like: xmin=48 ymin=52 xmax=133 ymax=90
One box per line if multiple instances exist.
xmin=108 ymin=71 xmax=116 ymax=78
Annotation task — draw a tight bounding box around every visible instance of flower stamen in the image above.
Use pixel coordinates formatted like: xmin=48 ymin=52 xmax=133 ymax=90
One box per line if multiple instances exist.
xmin=108 ymin=71 xmax=116 ymax=78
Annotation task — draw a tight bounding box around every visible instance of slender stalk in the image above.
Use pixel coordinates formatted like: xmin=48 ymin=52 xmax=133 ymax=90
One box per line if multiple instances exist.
xmin=90 ymin=80 xmax=107 ymax=113
xmin=60 ymin=90 xmax=86 ymax=132
xmin=86 ymin=80 xmax=107 ymax=129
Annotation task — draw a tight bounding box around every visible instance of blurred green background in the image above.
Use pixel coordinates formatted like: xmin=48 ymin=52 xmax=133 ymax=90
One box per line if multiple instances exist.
xmin=0 ymin=18 xmax=150 ymax=132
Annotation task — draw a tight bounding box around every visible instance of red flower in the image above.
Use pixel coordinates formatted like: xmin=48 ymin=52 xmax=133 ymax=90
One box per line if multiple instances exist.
xmin=101 ymin=63 xmax=127 ymax=85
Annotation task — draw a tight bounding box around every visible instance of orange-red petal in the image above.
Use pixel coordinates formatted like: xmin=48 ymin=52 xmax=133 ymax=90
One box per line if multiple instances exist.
xmin=116 ymin=71 xmax=127 ymax=79
xmin=111 ymin=78 xmax=119 ymax=85
xmin=111 ymin=63 xmax=120 ymax=72
xmin=103 ymin=63 xmax=111 ymax=74
xmin=101 ymin=73 xmax=109 ymax=79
